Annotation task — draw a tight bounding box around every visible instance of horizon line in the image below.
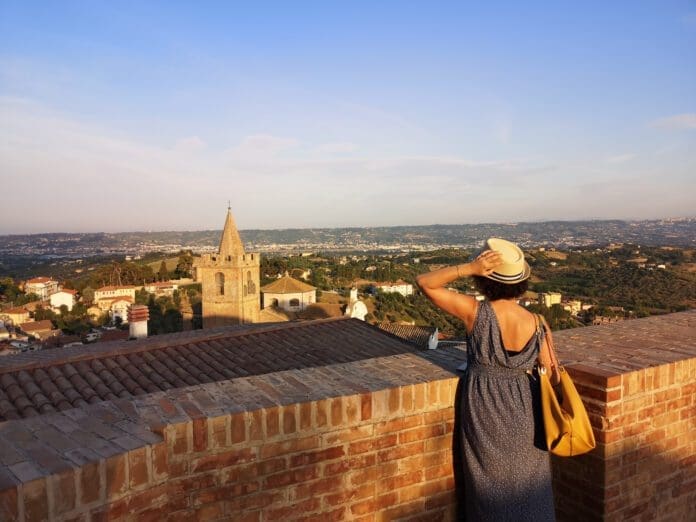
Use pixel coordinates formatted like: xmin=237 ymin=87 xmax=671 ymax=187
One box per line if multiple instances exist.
xmin=1 ymin=216 xmax=694 ymax=237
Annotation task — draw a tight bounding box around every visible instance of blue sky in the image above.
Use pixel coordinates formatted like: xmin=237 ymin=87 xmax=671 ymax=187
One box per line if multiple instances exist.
xmin=1 ymin=1 xmax=695 ymax=233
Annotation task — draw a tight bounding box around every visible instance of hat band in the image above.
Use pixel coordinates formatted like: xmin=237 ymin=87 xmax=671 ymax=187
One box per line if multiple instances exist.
xmin=489 ymin=270 xmax=525 ymax=282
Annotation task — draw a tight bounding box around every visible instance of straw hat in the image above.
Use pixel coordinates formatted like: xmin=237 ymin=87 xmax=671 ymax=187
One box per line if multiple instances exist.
xmin=481 ymin=238 xmax=531 ymax=284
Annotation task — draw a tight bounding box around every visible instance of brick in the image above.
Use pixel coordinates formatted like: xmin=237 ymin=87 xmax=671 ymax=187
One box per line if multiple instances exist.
xmin=151 ymin=443 xmax=168 ymax=482
xmin=48 ymin=471 xmax=76 ymax=515
xmin=360 ymin=393 xmax=372 ymax=421
xmin=324 ymin=483 xmax=374 ymax=507
xmin=290 ymin=446 xmax=345 ymax=468
xmin=375 ymin=414 xmax=423 ymax=435
xmin=301 ymin=507 xmax=346 ymax=522
xmin=425 ymin=463 xmax=452 ymax=481
xmin=0 ymin=486 xmax=18 ymax=522
xmin=263 ymin=464 xmax=320 ymax=489
xmin=128 ymin=447 xmax=149 ymax=489
xmin=192 ymin=418 xmax=207 ymax=452
xmin=330 ymin=398 xmax=343 ymax=427
xmin=231 ymin=413 xmax=246 ymax=444
xmin=168 ymin=423 xmax=190 ymax=455
xmin=283 ymin=405 xmax=297 ymax=435
xmin=322 ymin=424 xmax=373 ymax=446
xmin=324 ymin=454 xmax=376 ymax=476
xmin=106 ymin=454 xmax=128 ymax=497
xmin=80 ymin=460 xmax=102 ymax=505
xmin=167 ymin=474 xmax=216 ymax=497
xmin=348 ymin=462 xmax=398 ymax=486
xmin=191 ymin=447 xmax=256 ymax=472
xmin=259 ymin=435 xmax=320 ymax=459
xmin=344 ymin=395 xmax=360 ymax=424
xmin=291 ymin=475 xmax=344 ymax=500
xmin=315 ymin=399 xmax=329 ymax=428
xmin=425 ymin=434 xmax=451 ymax=454
xmin=265 ymin=406 xmax=280 ymax=437
xmin=247 ymin=409 xmax=263 ymax=442
xmin=377 ymin=470 xmax=423 ymax=492
xmin=389 ymin=387 xmax=401 ymax=414
xmin=378 ymin=441 xmax=424 ymax=463
xmin=299 ymin=402 xmax=312 ymax=431
xmin=23 ymin=479 xmax=48 ymax=522
xmin=413 ymin=383 xmax=426 ymax=410
xmin=395 ymin=387 xmax=412 ymax=416
xmin=349 ymin=433 xmax=397 ymax=455
xmin=399 ymin=424 xmax=446 ymax=444
xmin=350 ymin=498 xmax=376 ymax=516
xmin=264 ymin=497 xmax=320 ymax=521
xmin=258 ymin=457 xmax=287 ymax=476
xmin=208 ymin=415 xmax=228 ymax=448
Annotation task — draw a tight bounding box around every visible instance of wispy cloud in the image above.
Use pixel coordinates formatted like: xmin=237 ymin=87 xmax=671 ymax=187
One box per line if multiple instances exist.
xmin=606 ymin=154 xmax=635 ymax=164
xmin=651 ymin=113 xmax=696 ymax=130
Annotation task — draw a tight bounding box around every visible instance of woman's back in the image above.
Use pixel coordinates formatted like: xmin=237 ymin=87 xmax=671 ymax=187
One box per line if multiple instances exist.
xmin=457 ymin=299 xmax=555 ymax=521
xmin=488 ymin=300 xmax=537 ymax=351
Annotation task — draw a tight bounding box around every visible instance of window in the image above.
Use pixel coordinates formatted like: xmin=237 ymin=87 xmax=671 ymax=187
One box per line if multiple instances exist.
xmin=289 ymin=298 xmax=300 ymax=307
xmin=247 ymin=271 xmax=256 ymax=294
xmin=215 ymin=272 xmax=225 ymax=296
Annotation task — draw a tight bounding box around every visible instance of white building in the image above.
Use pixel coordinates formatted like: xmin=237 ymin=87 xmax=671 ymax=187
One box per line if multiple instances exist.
xmin=374 ymin=281 xmax=414 ymax=297
xmin=94 ymin=286 xmax=136 ymax=302
xmin=109 ymin=297 xmax=134 ymax=324
xmin=24 ymin=277 xmax=60 ymax=301
xmin=344 ymin=288 xmax=368 ymax=321
xmin=50 ymin=289 xmax=77 ymax=312
xmin=539 ymin=292 xmax=562 ymax=308
xmin=261 ymin=276 xmax=316 ymax=312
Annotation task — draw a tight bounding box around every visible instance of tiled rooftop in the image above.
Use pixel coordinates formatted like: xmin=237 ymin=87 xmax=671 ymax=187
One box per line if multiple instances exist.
xmin=261 ymin=275 xmax=316 ymax=294
xmin=377 ymin=322 xmax=437 ymax=349
xmin=0 ymin=318 xmax=419 ymax=422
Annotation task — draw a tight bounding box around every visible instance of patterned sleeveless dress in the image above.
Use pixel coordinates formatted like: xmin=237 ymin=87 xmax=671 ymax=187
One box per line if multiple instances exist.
xmin=452 ymin=300 xmax=555 ymax=521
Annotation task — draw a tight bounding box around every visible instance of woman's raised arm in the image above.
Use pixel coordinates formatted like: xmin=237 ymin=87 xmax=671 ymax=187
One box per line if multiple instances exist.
xmin=415 ymin=250 xmax=502 ymax=331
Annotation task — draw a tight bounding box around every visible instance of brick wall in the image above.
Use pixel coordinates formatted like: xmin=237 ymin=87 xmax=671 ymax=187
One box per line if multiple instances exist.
xmin=0 ymin=354 xmax=460 ymax=522
xmin=551 ymin=311 xmax=696 ymax=521
xmin=1 ymin=311 xmax=695 ymax=521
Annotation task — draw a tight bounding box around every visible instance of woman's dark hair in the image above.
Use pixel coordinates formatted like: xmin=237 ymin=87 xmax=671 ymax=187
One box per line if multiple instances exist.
xmin=472 ymin=276 xmax=528 ymax=301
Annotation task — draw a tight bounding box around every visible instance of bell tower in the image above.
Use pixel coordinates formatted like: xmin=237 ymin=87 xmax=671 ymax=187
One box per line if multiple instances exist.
xmin=194 ymin=207 xmax=260 ymax=328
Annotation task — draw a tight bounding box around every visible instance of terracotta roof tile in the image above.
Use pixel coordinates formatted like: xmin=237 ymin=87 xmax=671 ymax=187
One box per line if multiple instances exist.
xmin=377 ymin=323 xmax=436 ymax=349
xmin=261 ymin=275 xmax=316 ymax=294
xmin=0 ymin=318 xmax=417 ymax=421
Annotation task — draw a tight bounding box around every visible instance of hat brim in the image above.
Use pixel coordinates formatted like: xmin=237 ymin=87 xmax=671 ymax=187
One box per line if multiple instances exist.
xmin=482 ymin=262 xmax=531 ymax=285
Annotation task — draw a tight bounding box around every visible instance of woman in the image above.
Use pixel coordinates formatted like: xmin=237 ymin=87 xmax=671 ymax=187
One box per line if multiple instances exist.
xmin=416 ymin=238 xmax=556 ymax=521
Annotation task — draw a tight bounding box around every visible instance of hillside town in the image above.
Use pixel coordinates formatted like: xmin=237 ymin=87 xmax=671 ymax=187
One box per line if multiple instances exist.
xmin=3 ymin=210 xmax=693 ymax=357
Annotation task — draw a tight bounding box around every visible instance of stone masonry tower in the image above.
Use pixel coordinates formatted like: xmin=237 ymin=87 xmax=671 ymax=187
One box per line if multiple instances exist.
xmin=195 ymin=208 xmax=260 ymax=328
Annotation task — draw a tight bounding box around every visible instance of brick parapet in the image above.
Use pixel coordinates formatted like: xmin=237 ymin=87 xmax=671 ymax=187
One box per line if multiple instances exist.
xmin=0 ymin=352 xmax=459 ymax=521
xmin=0 ymin=311 xmax=694 ymax=521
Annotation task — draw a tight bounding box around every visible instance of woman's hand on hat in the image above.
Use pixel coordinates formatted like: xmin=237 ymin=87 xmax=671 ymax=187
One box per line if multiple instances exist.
xmin=472 ymin=250 xmax=503 ymax=276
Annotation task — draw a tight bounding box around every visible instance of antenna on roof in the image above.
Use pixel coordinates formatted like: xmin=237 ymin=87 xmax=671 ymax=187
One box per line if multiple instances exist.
xmin=227 ymin=200 xmax=231 ymax=210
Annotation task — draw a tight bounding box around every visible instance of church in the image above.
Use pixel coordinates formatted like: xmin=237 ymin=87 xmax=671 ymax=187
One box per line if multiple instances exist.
xmin=193 ymin=208 xmax=261 ymax=328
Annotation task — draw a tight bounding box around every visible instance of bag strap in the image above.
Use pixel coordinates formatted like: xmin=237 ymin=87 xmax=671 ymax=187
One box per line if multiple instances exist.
xmin=537 ymin=314 xmax=561 ymax=379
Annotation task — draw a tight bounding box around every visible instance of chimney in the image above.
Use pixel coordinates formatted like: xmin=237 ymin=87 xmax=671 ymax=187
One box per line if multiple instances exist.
xmin=128 ymin=304 xmax=149 ymax=340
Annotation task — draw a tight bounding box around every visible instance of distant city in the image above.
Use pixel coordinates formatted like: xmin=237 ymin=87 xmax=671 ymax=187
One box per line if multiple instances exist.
xmin=1 ymin=219 xmax=694 ymax=265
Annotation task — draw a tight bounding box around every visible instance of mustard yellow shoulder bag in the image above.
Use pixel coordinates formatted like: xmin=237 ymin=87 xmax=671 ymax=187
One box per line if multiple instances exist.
xmin=536 ymin=315 xmax=596 ymax=457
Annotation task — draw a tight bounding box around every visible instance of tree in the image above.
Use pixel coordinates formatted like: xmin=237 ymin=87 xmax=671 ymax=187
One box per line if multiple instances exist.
xmin=81 ymin=287 xmax=95 ymax=304
xmin=174 ymin=251 xmax=194 ymax=279
xmin=158 ymin=260 xmax=169 ymax=282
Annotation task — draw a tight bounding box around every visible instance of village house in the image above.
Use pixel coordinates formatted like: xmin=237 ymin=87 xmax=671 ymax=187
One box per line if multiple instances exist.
xmin=94 ymin=285 xmax=137 ymax=302
xmin=261 ymin=275 xmax=316 ymax=312
xmin=0 ymin=306 xmax=31 ymax=326
xmin=50 ymin=289 xmax=78 ymax=312
xmin=19 ymin=320 xmax=58 ymax=341
xmin=23 ymin=277 xmax=60 ymax=301
xmin=374 ymin=280 xmax=414 ymax=297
